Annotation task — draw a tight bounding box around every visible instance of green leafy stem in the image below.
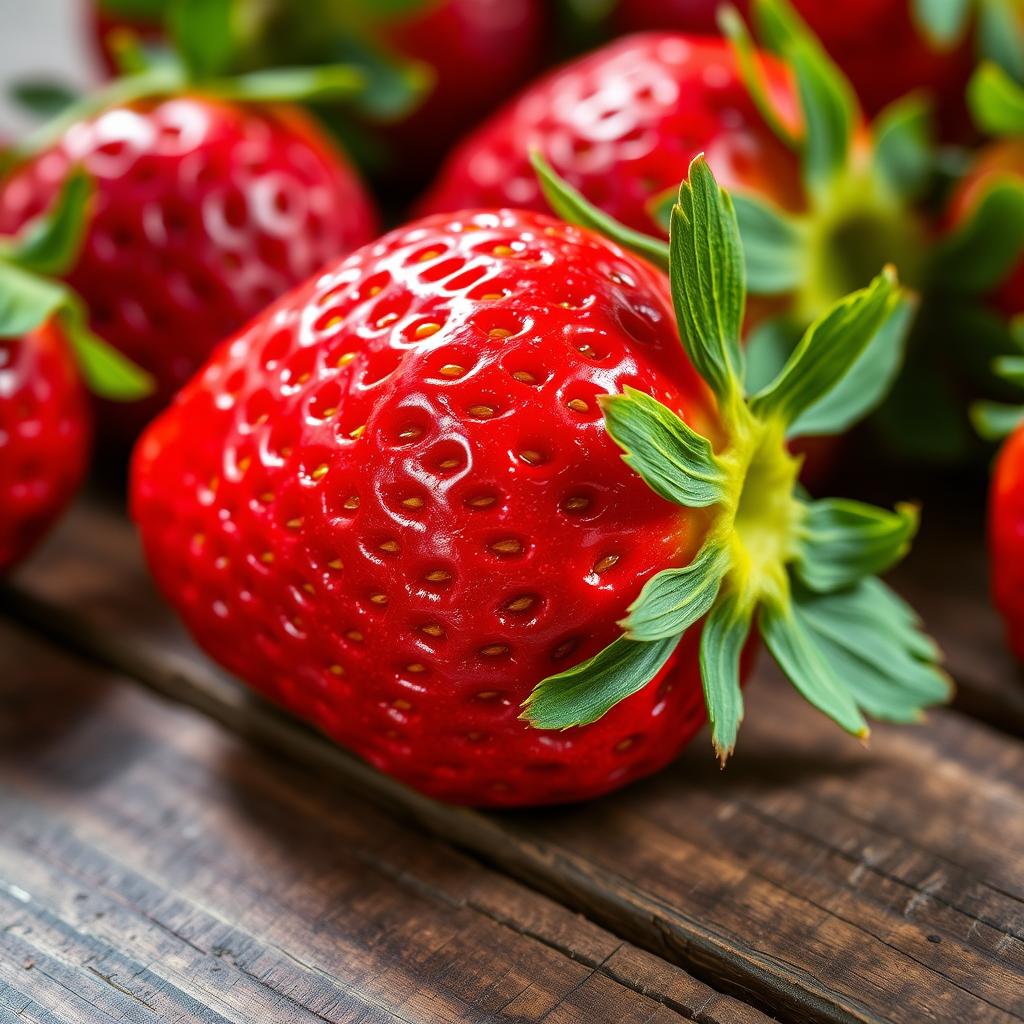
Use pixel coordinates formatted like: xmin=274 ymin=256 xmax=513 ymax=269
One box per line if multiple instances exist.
xmin=521 ymin=154 xmax=950 ymax=763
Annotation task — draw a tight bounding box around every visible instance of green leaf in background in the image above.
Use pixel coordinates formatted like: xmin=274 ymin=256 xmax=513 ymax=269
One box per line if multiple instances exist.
xmin=972 ymin=400 xmax=1024 ymax=440
xmin=0 ymin=262 xmax=66 ymax=338
xmin=750 ymin=268 xmax=898 ymax=427
xmin=601 ymin=387 xmax=729 ymax=508
xmin=1 ymin=168 xmax=93 ymax=277
xmin=911 ymin=0 xmax=973 ymax=47
xmin=9 ymin=80 xmax=81 ymax=119
xmin=872 ymin=95 xmax=934 ymax=201
xmin=787 ymin=293 xmax=914 ymax=438
xmin=325 ymin=34 xmax=432 ymax=121
xmin=622 ymin=539 xmax=730 ymax=642
xmin=698 ymin=592 xmax=751 ymax=763
xmin=968 ymin=61 xmax=1024 ymax=136
xmin=933 ymin=177 xmax=1024 ymax=294
xmin=978 ymin=0 xmax=1024 ymax=83
xmin=670 ymin=156 xmax=746 ymax=399
xmin=760 ymin=599 xmax=870 ymax=738
xmin=532 ymin=152 xmax=670 ymax=271
xmin=168 ymin=0 xmax=236 ymax=79
xmin=732 ymin=192 xmax=807 ymax=295
xmin=98 ymin=0 xmax=168 ymax=17
xmin=520 ymin=633 xmax=680 ymax=730
xmin=794 ymin=498 xmax=918 ymax=593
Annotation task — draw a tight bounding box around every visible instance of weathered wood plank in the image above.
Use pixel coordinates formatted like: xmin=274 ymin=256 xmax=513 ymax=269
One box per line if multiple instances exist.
xmin=3 ymin=496 xmax=1023 ymax=1024
xmin=0 ymin=619 xmax=774 ymax=1024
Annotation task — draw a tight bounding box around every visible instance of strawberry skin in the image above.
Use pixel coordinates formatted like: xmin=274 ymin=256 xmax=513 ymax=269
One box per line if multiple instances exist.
xmin=991 ymin=422 xmax=1024 ymax=660
xmin=131 ymin=208 xmax=723 ymax=806
xmin=0 ymin=97 xmax=377 ymax=435
xmin=418 ymin=33 xmax=803 ymax=237
xmin=0 ymin=321 xmax=91 ymax=571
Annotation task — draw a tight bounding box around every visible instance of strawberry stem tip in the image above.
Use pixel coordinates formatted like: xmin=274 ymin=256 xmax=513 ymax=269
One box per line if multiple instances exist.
xmin=521 ymin=154 xmax=951 ymax=762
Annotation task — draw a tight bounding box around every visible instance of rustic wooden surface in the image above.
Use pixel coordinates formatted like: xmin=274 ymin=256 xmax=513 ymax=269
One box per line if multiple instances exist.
xmin=2 ymin=493 xmax=1023 ymax=1024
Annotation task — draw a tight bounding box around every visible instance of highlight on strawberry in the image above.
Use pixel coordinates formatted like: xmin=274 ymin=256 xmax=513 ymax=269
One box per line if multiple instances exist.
xmin=0 ymin=168 xmax=149 ymax=572
xmin=1 ymin=4 xmax=378 ymax=437
xmin=130 ymin=155 xmax=949 ymax=806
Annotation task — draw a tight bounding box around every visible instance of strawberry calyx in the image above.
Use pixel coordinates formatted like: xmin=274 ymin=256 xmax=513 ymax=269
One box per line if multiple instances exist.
xmin=972 ymin=316 xmax=1024 ymax=439
xmin=0 ymin=168 xmax=150 ymax=400
xmin=521 ymin=154 xmax=950 ymax=763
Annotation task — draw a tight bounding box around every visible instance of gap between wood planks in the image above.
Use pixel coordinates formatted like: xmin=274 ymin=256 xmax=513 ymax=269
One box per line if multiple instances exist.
xmin=2 ymin=496 xmax=1023 ymax=1024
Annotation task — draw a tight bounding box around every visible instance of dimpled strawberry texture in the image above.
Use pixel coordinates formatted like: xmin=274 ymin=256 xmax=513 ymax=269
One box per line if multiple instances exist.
xmin=0 ymin=322 xmax=91 ymax=571
xmin=418 ymin=33 xmax=804 ymax=234
xmin=132 ymin=209 xmax=723 ymax=806
xmin=991 ymin=425 xmax=1024 ymax=661
xmin=0 ymin=97 xmax=377 ymax=434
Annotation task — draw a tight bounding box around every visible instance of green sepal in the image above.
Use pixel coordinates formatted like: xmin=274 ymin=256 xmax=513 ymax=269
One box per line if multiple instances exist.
xmin=994 ymin=353 xmax=1024 ymax=386
xmin=749 ymin=267 xmax=898 ymax=428
xmin=793 ymin=580 xmax=951 ymax=720
xmin=9 ymin=80 xmax=81 ymax=120
xmin=0 ymin=168 xmax=93 ymax=277
xmin=201 ymin=65 xmax=366 ymax=104
xmin=670 ymin=155 xmax=746 ymax=399
xmin=731 ymin=192 xmax=807 ymax=295
xmin=968 ymin=62 xmax=1024 ymax=137
xmin=932 ymin=177 xmax=1024 ymax=295
xmin=698 ymin=592 xmax=751 ymax=764
xmin=977 ymin=0 xmax=1024 ymax=84
xmin=872 ymin=95 xmax=935 ymax=202
xmin=760 ymin=598 xmax=870 ymax=738
xmin=531 ymin=152 xmax=670 ymax=271
xmin=910 ymin=0 xmax=972 ymax=48
xmin=787 ymin=293 xmax=914 ymax=439
xmin=621 ymin=539 xmax=729 ymax=642
xmin=600 ymin=387 xmax=729 ymax=508
xmin=0 ymin=261 xmax=66 ymax=338
xmin=168 ymin=0 xmax=236 ymax=79
xmin=717 ymin=5 xmax=800 ymax=150
xmin=752 ymin=0 xmax=856 ymax=198
xmin=520 ymin=633 xmax=679 ymax=730
xmin=971 ymin=401 xmax=1024 ymax=440
xmin=794 ymin=498 xmax=918 ymax=593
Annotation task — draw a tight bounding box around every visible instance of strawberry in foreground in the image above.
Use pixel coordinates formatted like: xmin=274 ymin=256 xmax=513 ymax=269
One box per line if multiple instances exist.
xmin=132 ymin=157 xmax=948 ymax=806
xmin=1 ymin=171 xmax=149 ymax=570
xmin=0 ymin=27 xmax=377 ymax=437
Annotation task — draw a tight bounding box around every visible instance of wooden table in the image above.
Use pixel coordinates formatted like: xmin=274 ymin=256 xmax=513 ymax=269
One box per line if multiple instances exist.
xmin=1 ymin=488 xmax=1022 ymax=1024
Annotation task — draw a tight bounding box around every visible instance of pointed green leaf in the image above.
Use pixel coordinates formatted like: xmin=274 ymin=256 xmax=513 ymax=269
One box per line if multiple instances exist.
xmin=670 ymin=156 xmax=746 ymax=399
xmin=718 ymin=5 xmax=800 ymax=149
xmin=993 ymin=354 xmax=1024 ymax=386
xmin=732 ymin=192 xmax=807 ymax=295
xmin=699 ymin=591 xmax=751 ymax=763
xmin=749 ymin=268 xmax=898 ymax=426
xmin=794 ymin=498 xmax=918 ymax=593
xmin=1 ymin=168 xmax=93 ymax=277
xmin=600 ymin=387 xmax=729 ymax=508
xmin=872 ymin=95 xmax=934 ymax=201
xmin=968 ymin=61 xmax=1024 ymax=137
xmin=9 ymin=79 xmax=80 ymax=119
xmin=60 ymin=296 xmax=154 ymax=400
xmin=978 ymin=0 xmax=1024 ymax=84
xmin=794 ymin=581 xmax=950 ymax=721
xmin=204 ymin=65 xmax=366 ymax=104
xmin=169 ymin=0 xmax=236 ymax=79
xmin=760 ymin=599 xmax=869 ymax=738
xmin=911 ymin=0 xmax=972 ymax=47
xmin=0 ymin=262 xmax=66 ymax=338
xmin=622 ymin=539 xmax=729 ymax=642
xmin=521 ymin=633 xmax=679 ymax=730
xmin=972 ymin=400 xmax=1024 ymax=440
xmin=532 ymin=152 xmax=669 ymax=271
xmin=787 ymin=293 xmax=913 ymax=438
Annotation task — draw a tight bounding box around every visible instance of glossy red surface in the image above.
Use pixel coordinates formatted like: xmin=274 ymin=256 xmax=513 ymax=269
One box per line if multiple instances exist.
xmin=131 ymin=208 xmax=726 ymax=806
xmin=0 ymin=321 xmax=91 ymax=571
xmin=418 ymin=34 xmax=803 ymax=235
xmin=991 ymin=424 xmax=1024 ymax=660
xmin=0 ymin=97 xmax=377 ymax=436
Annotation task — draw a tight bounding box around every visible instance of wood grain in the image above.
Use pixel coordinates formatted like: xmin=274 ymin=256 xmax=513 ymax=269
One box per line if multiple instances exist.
xmin=3 ymin=496 xmax=1023 ymax=1024
xmin=0 ymin=618 xmax=772 ymax=1024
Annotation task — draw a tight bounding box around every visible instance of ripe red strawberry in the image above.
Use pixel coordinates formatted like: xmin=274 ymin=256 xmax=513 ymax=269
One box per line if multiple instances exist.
xmin=990 ymin=419 xmax=1024 ymax=659
xmin=0 ymin=96 xmax=377 ymax=436
xmin=419 ymin=32 xmax=804 ymax=236
xmin=132 ymin=157 xmax=946 ymax=806
xmin=0 ymin=321 xmax=91 ymax=571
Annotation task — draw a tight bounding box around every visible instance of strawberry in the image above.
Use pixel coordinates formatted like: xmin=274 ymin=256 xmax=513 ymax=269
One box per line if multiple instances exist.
xmin=1 ymin=34 xmax=377 ymax=436
xmin=990 ymin=411 xmax=1024 ymax=659
xmin=0 ymin=171 xmax=149 ymax=571
xmin=131 ymin=157 xmax=947 ymax=806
